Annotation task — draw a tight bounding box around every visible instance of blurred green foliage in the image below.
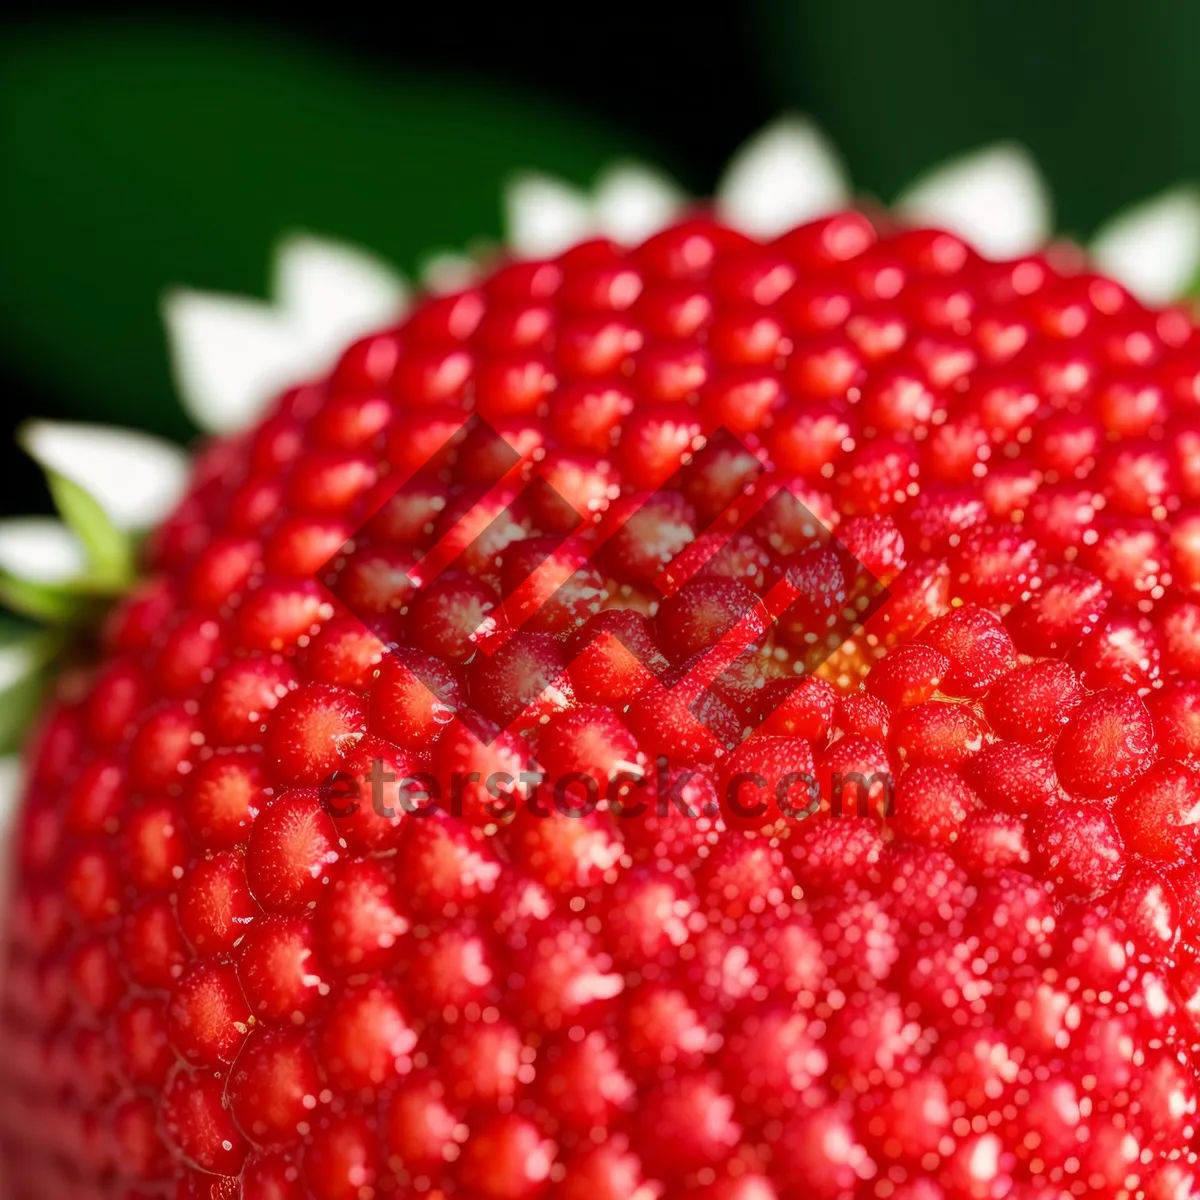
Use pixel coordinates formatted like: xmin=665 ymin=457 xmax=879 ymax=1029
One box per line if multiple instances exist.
xmin=0 ymin=21 xmax=632 ymax=439
xmin=6 ymin=6 xmax=1200 ymax=444
xmin=755 ymin=0 xmax=1200 ymax=238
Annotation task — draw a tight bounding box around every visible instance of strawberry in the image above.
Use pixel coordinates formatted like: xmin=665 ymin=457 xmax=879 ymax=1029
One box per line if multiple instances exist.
xmin=5 ymin=209 xmax=1200 ymax=1200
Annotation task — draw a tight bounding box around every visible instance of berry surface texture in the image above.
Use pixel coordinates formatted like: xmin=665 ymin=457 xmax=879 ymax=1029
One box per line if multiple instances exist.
xmin=8 ymin=211 xmax=1200 ymax=1200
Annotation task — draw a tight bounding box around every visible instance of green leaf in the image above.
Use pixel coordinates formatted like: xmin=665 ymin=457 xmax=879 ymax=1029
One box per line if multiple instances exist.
xmin=0 ymin=624 xmax=64 ymax=752
xmin=751 ymin=0 xmax=1200 ymax=239
xmin=0 ymin=613 xmax=37 ymax=644
xmin=0 ymin=629 xmax=63 ymax=754
xmin=44 ymin=471 xmax=135 ymax=589
xmin=0 ymin=20 xmax=640 ymax=438
xmin=0 ymin=669 xmax=47 ymax=755
xmin=0 ymin=573 xmax=85 ymax=624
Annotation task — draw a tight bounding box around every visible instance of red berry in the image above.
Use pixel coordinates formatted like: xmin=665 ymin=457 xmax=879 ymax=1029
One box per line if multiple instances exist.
xmin=314 ymin=856 xmax=409 ymax=972
xmin=384 ymin=1075 xmax=461 ymax=1173
xmin=891 ymin=765 xmax=976 ymax=847
xmin=316 ymin=977 xmax=416 ymax=1095
xmin=227 ymin=1027 xmax=322 ymax=1145
xmin=264 ymin=684 xmax=366 ymax=786
xmin=916 ymin=604 xmax=1016 ymax=696
xmin=889 ymin=699 xmax=984 ymax=768
xmin=162 ymin=1068 xmax=248 ymax=1175
xmin=183 ymin=752 xmax=267 ymax=849
xmin=1113 ymin=758 xmax=1200 ymax=862
xmin=167 ymin=961 xmax=250 ymax=1066
xmin=981 ymin=658 xmax=1084 ymax=742
xmin=467 ymin=631 xmax=575 ymax=730
xmin=537 ymin=703 xmax=639 ymax=787
xmin=203 ymin=658 xmax=297 ymax=747
xmin=756 ymin=674 xmax=837 ymax=740
xmin=246 ymin=791 xmax=341 ymax=912
xmin=864 ymin=642 xmax=950 ymax=709
xmin=177 ymin=851 xmax=259 ymax=954
xmin=9 ymin=207 xmax=1200 ymax=1199
xmin=566 ymin=610 xmax=668 ymax=703
xmin=654 ymin=576 xmax=764 ymax=663
xmin=1054 ymin=688 xmax=1157 ymax=798
xmin=302 ymin=1110 xmax=381 ymax=1200
xmin=457 ymin=1113 xmax=556 ymax=1199
xmin=1032 ymin=803 xmax=1127 ymax=900
xmin=237 ymin=914 xmax=326 ymax=1025
xmin=368 ymin=647 xmax=462 ymax=746
xmin=965 ymin=742 xmax=1060 ymax=814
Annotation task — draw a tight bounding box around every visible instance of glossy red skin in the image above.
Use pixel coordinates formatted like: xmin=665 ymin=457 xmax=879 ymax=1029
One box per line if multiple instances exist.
xmin=5 ymin=213 xmax=1200 ymax=1199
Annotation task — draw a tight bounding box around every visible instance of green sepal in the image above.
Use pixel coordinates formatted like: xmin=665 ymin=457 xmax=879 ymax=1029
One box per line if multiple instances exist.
xmin=0 ymin=669 xmax=47 ymax=755
xmin=0 ymin=572 xmax=89 ymax=625
xmin=44 ymin=470 xmax=136 ymax=591
xmin=0 ymin=454 xmax=140 ymax=759
xmin=0 ymin=625 xmax=67 ymax=754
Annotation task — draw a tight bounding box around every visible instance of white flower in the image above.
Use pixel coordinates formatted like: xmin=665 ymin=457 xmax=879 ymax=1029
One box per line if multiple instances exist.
xmin=0 ymin=517 xmax=86 ymax=585
xmin=504 ymin=175 xmax=596 ymax=259
xmin=715 ymin=117 xmax=848 ymax=238
xmin=163 ymin=234 xmax=409 ymax=435
xmin=1091 ymin=187 xmax=1200 ymax=305
xmin=895 ymin=143 xmax=1051 ymax=260
xmin=0 ymin=420 xmax=192 ymax=620
xmin=505 ymin=162 xmax=686 ymax=258
xmin=19 ymin=420 xmax=189 ymax=533
xmin=594 ymin=163 xmax=689 ymax=245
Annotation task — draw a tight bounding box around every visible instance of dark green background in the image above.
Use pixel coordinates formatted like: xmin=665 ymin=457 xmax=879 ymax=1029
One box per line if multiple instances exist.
xmin=2 ymin=0 xmax=1197 ymax=513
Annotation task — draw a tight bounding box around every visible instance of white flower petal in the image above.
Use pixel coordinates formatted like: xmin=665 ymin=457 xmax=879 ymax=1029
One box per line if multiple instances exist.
xmin=162 ymin=289 xmax=310 ymax=434
xmin=896 ymin=143 xmax=1050 ymax=259
xmin=420 ymin=252 xmax=480 ymax=295
xmin=716 ymin=116 xmax=848 ymax=238
xmin=273 ymin=233 xmax=409 ymax=356
xmin=505 ymin=173 xmax=595 ymax=257
xmin=19 ymin=420 xmax=189 ymax=531
xmin=1091 ymin=187 xmax=1200 ymax=304
xmin=0 ymin=519 xmax=84 ymax=584
xmin=593 ymin=162 xmax=686 ymax=244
